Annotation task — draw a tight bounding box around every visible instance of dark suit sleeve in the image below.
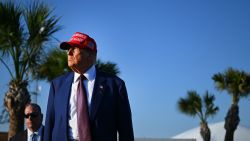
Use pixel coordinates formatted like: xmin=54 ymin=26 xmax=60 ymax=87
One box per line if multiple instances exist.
xmin=117 ymin=80 xmax=134 ymax=141
xmin=43 ymin=81 xmax=55 ymax=141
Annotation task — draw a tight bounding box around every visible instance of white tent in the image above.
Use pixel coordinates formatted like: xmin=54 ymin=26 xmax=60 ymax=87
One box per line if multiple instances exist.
xmin=172 ymin=122 xmax=250 ymax=141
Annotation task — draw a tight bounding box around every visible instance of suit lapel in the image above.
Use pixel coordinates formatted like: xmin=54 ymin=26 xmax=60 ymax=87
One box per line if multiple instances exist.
xmin=90 ymin=72 xmax=106 ymax=121
xmin=24 ymin=130 xmax=28 ymax=141
xmin=60 ymin=72 xmax=74 ymax=121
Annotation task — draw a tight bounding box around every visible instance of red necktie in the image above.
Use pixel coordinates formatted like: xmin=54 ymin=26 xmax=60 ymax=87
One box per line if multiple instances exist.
xmin=77 ymin=75 xmax=92 ymax=141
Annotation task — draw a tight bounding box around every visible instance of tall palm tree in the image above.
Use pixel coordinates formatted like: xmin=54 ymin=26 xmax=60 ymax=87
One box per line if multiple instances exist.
xmin=178 ymin=90 xmax=219 ymax=141
xmin=212 ymin=67 xmax=250 ymax=141
xmin=33 ymin=48 xmax=120 ymax=82
xmin=0 ymin=1 xmax=61 ymax=139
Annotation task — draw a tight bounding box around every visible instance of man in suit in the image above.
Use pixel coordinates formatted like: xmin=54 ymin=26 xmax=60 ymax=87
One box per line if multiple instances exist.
xmin=44 ymin=32 xmax=134 ymax=141
xmin=10 ymin=103 xmax=44 ymax=141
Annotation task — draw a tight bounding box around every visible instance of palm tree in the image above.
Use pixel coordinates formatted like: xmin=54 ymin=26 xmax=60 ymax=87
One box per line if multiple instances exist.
xmin=0 ymin=1 xmax=61 ymax=139
xmin=178 ymin=90 xmax=219 ymax=141
xmin=96 ymin=59 xmax=120 ymax=75
xmin=212 ymin=67 xmax=250 ymax=141
xmin=34 ymin=48 xmax=121 ymax=82
xmin=33 ymin=48 xmax=70 ymax=81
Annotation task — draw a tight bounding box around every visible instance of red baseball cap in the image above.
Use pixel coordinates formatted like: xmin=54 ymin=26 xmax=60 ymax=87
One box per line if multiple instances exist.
xmin=60 ymin=32 xmax=97 ymax=52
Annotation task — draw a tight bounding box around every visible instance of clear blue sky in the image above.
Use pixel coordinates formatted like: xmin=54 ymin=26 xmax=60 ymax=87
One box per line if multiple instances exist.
xmin=1 ymin=0 xmax=250 ymax=138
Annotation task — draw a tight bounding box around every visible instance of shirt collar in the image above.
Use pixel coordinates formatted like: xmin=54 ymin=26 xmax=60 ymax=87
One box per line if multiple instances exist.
xmin=27 ymin=125 xmax=43 ymax=136
xmin=73 ymin=65 xmax=96 ymax=83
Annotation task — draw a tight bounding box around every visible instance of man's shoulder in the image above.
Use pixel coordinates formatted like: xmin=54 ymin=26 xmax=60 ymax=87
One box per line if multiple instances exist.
xmin=9 ymin=130 xmax=27 ymax=141
xmin=52 ymin=71 xmax=74 ymax=82
xmin=97 ymin=71 xmax=125 ymax=84
xmin=48 ymin=72 xmax=74 ymax=88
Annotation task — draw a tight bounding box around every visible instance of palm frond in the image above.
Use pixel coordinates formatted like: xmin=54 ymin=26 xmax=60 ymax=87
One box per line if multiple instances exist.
xmin=212 ymin=73 xmax=226 ymax=91
xmin=213 ymin=67 xmax=250 ymax=104
xmin=21 ymin=1 xmax=61 ymax=77
xmin=203 ymin=91 xmax=219 ymax=120
xmin=178 ymin=90 xmax=202 ymax=117
xmin=24 ymin=1 xmax=61 ymax=46
xmin=178 ymin=90 xmax=219 ymax=124
xmin=178 ymin=98 xmax=196 ymax=116
xmin=239 ymin=72 xmax=250 ymax=96
xmin=0 ymin=1 xmax=23 ymax=57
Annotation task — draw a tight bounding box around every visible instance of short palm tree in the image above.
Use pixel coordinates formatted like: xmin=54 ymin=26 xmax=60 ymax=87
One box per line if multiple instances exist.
xmin=212 ymin=67 xmax=250 ymax=141
xmin=0 ymin=1 xmax=60 ymax=139
xmin=33 ymin=48 xmax=70 ymax=81
xmin=178 ymin=90 xmax=219 ymax=141
xmin=96 ymin=59 xmax=120 ymax=75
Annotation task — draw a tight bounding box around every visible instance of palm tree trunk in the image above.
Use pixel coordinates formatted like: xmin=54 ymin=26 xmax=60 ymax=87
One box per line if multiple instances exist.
xmin=4 ymin=80 xmax=30 ymax=139
xmin=200 ymin=122 xmax=211 ymax=141
xmin=224 ymin=104 xmax=240 ymax=141
xmin=8 ymin=109 xmax=25 ymax=140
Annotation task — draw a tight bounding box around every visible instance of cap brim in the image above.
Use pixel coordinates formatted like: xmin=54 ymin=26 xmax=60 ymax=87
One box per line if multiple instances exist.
xmin=60 ymin=42 xmax=81 ymax=50
xmin=60 ymin=42 xmax=71 ymax=50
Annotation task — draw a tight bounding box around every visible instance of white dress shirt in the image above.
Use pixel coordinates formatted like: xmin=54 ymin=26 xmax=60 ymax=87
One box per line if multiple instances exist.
xmin=27 ymin=126 xmax=43 ymax=141
xmin=68 ymin=65 xmax=96 ymax=140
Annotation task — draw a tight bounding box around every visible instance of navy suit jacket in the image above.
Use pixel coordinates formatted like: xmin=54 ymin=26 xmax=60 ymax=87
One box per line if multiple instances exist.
xmin=44 ymin=70 xmax=134 ymax=141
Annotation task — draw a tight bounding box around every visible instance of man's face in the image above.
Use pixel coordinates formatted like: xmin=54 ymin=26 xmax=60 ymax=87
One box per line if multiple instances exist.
xmin=67 ymin=47 xmax=94 ymax=73
xmin=24 ymin=105 xmax=42 ymax=132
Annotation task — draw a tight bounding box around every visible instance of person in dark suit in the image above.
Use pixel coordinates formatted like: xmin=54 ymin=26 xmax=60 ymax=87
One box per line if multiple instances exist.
xmin=10 ymin=103 xmax=44 ymax=141
xmin=43 ymin=32 xmax=134 ymax=141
